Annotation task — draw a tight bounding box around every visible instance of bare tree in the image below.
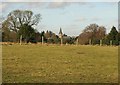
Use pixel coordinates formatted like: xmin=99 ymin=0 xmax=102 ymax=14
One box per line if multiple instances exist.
xmin=78 ymin=24 xmax=106 ymax=45
xmin=6 ymin=10 xmax=41 ymax=32
xmin=97 ymin=26 xmax=106 ymax=39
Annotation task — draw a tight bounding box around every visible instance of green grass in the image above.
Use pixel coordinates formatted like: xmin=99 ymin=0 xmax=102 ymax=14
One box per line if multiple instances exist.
xmin=2 ymin=44 xmax=118 ymax=83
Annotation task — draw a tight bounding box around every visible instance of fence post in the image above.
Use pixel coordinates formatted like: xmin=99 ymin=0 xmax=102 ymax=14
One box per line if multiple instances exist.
xmin=76 ymin=38 xmax=78 ymax=45
xmin=42 ymin=36 xmax=44 ymax=45
xmin=89 ymin=39 xmax=92 ymax=45
xmin=20 ymin=35 xmax=22 ymax=45
xmin=61 ymin=37 xmax=63 ymax=46
xmin=100 ymin=40 xmax=102 ymax=46
xmin=110 ymin=40 xmax=112 ymax=46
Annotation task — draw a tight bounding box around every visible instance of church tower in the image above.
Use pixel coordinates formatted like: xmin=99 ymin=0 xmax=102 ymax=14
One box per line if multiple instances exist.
xmin=59 ymin=28 xmax=63 ymax=45
xmin=59 ymin=28 xmax=63 ymax=38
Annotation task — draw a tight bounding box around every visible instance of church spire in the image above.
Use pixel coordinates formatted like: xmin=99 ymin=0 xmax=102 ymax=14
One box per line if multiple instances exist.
xmin=59 ymin=27 xmax=63 ymax=46
xmin=59 ymin=27 xmax=63 ymax=34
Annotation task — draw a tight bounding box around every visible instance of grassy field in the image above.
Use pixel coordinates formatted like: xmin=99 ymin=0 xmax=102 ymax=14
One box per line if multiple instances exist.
xmin=2 ymin=44 xmax=118 ymax=83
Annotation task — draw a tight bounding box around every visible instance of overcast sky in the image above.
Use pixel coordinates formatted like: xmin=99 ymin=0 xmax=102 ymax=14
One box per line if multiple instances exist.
xmin=1 ymin=1 xmax=118 ymax=36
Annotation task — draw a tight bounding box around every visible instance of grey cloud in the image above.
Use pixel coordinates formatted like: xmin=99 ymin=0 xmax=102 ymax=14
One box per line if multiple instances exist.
xmin=25 ymin=2 xmax=47 ymax=9
xmin=2 ymin=0 xmax=47 ymax=2
xmin=47 ymin=2 xmax=90 ymax=9
xmin=2 ymin=1 xmax=96 ymax=11
xmin=47 ymin=2 xmax=71 ymax=9
xmin=2 ymin=0 xmax=119 ymax=2
xmin=0 ymin=3 xmax=8 ymax=11
xmin=75 ymin=17 xmax=87 ymax=23
xmin=91 ymin=17 xmax=100 ymax=21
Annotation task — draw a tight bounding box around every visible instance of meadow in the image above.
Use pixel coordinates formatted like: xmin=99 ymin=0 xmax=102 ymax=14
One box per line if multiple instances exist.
xmin=2 ymin=44 xmax=118 ymax=83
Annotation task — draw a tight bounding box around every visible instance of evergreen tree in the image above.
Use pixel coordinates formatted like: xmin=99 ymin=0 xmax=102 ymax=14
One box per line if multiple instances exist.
xmin=108 ymin=26 xmax=118 ymax=40
xmin=107 ymin=26 xmax=118 ymax=45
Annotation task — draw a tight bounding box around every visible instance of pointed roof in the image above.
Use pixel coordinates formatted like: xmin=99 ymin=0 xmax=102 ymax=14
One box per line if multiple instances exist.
xmin=59 ymin=28 xmax=63 ymax=34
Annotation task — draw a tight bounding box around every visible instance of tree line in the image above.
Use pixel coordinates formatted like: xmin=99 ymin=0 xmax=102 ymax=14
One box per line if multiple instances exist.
xmin=1 ymin=10 xmax=120 ymax=45
xmin=78 ymin=24 xmax=120 ymax=45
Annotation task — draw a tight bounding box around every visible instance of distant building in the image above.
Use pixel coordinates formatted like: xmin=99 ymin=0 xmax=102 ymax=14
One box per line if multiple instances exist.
xmin=59 ymin=28 xmax=63 ymax=45
xmin=59 ymin=28 xmax=63 ymax=38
